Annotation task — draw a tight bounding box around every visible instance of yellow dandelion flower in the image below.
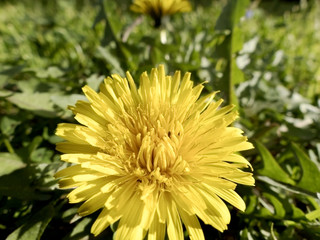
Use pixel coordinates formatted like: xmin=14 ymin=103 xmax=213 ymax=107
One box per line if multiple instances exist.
xmin=130 ymin=0 xmax=192 ymax=27
xmin=55 ymin=65 xmax=254 ymax=240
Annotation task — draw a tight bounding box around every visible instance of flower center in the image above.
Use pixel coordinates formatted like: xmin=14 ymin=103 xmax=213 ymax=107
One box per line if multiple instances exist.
xmin=122 ymin=107 xmax=190 ymax=190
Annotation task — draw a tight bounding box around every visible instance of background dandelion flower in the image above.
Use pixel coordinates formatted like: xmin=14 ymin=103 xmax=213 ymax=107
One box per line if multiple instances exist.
xmin=55 ymin=65 xmax=254 ymax=240
xmin=130 ymin=0 xmax=192 ymax=27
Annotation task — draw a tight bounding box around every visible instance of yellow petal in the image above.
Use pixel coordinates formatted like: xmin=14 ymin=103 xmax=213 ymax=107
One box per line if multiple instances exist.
xmin=56 ymin=142 xmax=99 ymax=154
xmin=178 ymin=207 xmax=204 ymax=240
xmin=115 ymin=193 xmax=153 ymax=240
xmin=163 ymin=192 xmax=184 ymax=240
xmin=57 ymin=177 xmax=81 ymax=189
xmin=78 ymin=191 xmax=110 ymax=216
xmin=148 ymin=211 xmax=166 ymax=240
xmin=209 ymin=186 xmax=246 ymax=211
xmin=91 ymin=207 xmax=121 ymax=236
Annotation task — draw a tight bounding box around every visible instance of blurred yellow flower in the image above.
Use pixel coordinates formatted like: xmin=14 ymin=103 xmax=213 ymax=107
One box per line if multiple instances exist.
xmin=130 ymin=0 xmax=192 ymax=27
xmin=55 ymin=65 xmax=254 ymax=239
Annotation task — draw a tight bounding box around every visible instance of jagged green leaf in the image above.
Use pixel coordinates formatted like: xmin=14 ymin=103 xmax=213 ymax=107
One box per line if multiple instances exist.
xmin=291 ymin=143 xmax=320 ymax=193
xmin=213 ymin=0 xmax=249 ymax=105
xmin=255 ymin=141 xmax=295 ymax=185
xmin=6 ymin=204 xmax=54 ymax=240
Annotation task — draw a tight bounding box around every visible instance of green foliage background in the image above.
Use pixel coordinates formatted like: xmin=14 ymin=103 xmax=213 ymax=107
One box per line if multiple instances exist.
xmin=1 ymin=0 xmax=320 ymax=239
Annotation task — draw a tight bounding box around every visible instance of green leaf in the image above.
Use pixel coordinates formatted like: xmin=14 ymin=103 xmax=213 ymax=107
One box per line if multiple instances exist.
xmin=231 ymin=55 xmax=245 ymax=84
xmin=291 ymin=205 xmax=306 ymax=220
xmin=0 ymin=153 xmax=25 ymax=176
xmin=35 ymin=66 xmax=64 ymax=79
xmin=93 ymin=0 xmax=131 ymax=71
xmin=30 ymin=148 xmax=54 ymax=163
xmin=0 ymin=166 xmax=51 ymax=200
xmin=244 ymin=194 xmax=258 ymax=215
xmin=257 ymin=175 xmax=319 ymax=199
xmin=95 ymin=46 xmax=125 ymax=76
xmin=0 ymin=89 xmax=13 ymax=98
xmin=0 ymin=116 xmax=21 ymax=136
xmin=291 ymin=143 xmax=320 ymax=193
xmin=215 ymin=0 xmax=249 ymax=31
xmin=6 ymin=92 xmax=58 ymax=118
xmin=64 ymin=218 xmax=92 ymax=240
xmin=213 ymin=0 xmax=249 ymax=105
xmin=51 ymin=94 xmax=87 ymax=109
xmin=6 ymin=204 xmax=54 ymax=240
xmin=255 ymin=141 xmax=295 ymax=185
xmin=86 ymin=74 xmax=105 ymax=91
xmin=61 ymin=208 xmax=79 ymax=223
xmin=263 ymin=193 xmax=286 ymax=218
xmin=282 ymin=197 xmax=306 ymax=220
xmin=306 ymin=209 xmax=320 ymax=221
xmin=27 ymin=136 xmax=43 ymax=158
xmin=94 ymin=0 xmax=117 ymax=47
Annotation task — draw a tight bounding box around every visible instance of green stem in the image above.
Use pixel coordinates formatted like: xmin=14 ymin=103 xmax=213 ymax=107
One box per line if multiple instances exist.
xmin=3 ymin=138 xmax=14 ymax=154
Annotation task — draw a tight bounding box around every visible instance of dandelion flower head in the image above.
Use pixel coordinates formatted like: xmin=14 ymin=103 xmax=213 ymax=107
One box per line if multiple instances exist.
xmin=55 ymin=65 xmax=254 ymax=240
xmin=130 ymin=0 xmax=192 ymax=27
